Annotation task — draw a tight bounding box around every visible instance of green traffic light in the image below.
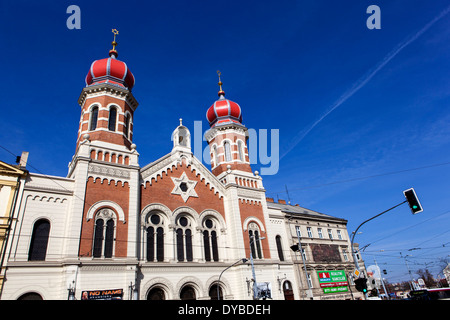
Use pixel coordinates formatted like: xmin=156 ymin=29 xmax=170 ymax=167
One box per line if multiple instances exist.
xmin=413 ymin=205 xmax=418 ymax=209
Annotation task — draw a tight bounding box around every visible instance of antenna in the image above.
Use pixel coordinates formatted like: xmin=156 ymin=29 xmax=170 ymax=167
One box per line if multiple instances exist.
xmin=285 ymin=185 xmax=291 ymax=205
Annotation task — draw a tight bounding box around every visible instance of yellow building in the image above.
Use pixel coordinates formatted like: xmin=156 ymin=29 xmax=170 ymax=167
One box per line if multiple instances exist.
xmin=0 ymin=153 xmax=28 ymax=295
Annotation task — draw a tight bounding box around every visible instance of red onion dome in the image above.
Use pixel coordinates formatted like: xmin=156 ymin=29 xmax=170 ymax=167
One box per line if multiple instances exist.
xmin=206 ymin=72 xmax=242 ymax=127
xmin=85 ymin=52 xmax=135 ymax=90
xmin=206 ymin=95 xmax=243 ymax=127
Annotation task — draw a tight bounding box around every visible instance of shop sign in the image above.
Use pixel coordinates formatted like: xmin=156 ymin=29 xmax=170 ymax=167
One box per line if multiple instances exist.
xmin=81 ymin=288 xmax=124 ymax=300
xmin=317 ymin=270 xmax=349 ymax=294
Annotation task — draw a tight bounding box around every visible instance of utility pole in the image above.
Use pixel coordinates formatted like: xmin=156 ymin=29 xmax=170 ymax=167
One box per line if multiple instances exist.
xmin=374 ymin=258 xmax=390 ymax=299
xmin=400 ymin=252 xmax=414 ymax=291
xmin=288 ymin=216 xmax=313 ymax=300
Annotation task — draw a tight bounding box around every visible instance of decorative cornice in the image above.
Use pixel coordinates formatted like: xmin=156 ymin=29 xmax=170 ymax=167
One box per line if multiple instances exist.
xmin=88 ymin=163 xmax=131 ymax=180
xmin=78 ymin=83 xmax=138 ymax=111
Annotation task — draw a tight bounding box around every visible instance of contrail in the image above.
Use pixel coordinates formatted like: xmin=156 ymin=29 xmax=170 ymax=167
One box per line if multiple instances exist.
xmin=280 ymin=5 xmax=450 ymax=160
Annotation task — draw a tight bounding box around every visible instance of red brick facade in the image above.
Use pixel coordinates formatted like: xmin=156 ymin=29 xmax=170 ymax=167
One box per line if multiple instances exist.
xmin=78 ymin=177 xmax=130 ymax=258
xmin=141 ymin=161 xmax=225 ymax=217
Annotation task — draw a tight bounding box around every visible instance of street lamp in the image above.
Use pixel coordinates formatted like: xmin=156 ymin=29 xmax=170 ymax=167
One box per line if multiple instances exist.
xmin=290 ymin=238 xmax=313 ymax=299
xmin=217 ymin=258 xmax=248 ymax=300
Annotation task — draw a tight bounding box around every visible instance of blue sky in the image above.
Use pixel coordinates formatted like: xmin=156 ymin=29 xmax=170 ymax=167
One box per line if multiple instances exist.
xmin=1 ymin=0 xmax=449 ymax=284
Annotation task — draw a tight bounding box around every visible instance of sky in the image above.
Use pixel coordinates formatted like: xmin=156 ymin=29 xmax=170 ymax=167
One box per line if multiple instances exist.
xmin=1 ymin=0 xmax=449 ymax=284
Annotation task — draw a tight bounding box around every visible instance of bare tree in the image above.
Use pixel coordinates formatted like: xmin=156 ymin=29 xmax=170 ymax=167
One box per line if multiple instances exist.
xmin=416 ymin=269 xmax=436 ymax=287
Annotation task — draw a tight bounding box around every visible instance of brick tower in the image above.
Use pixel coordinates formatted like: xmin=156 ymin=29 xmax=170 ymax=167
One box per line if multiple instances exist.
xmin=205 ymin=71 xmax=252 ymax=177
xmin=66 ymin=30 xmax=140 ymax=260
xmin=205 ymin=72 xmax=272 ymax=261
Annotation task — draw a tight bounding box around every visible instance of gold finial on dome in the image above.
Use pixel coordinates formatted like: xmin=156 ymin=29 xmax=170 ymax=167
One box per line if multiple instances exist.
xmin=109 ymin=28 xmax=119 ymax=58
xmin=217 ymin=70 xmax=225 ymax=97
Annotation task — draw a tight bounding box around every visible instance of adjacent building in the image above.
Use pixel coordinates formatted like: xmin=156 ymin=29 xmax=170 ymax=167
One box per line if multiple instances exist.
xmin=0 ymin=154 xmax=28 ymax=294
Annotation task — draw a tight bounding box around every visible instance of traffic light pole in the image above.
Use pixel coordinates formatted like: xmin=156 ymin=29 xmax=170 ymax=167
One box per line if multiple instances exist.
xmin=350 ymin=200 xmax=407 ymax=299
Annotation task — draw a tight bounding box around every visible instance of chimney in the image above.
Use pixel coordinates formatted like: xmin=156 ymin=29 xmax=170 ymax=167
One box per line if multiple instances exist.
xmin=266 ymin=197 xmax=274 ymax=203
xmin=19 ymin=151 xmax=29 ymax=169
xmin=278 ymin=199 xmax=286 ymax=204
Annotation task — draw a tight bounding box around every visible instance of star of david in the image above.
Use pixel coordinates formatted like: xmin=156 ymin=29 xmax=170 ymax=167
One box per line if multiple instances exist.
xmin=171 ymin=172 xmax=198 ymax=202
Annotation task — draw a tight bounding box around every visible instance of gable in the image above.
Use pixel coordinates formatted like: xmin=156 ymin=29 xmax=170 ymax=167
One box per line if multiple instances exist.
xmin=141 ymin=153 xmax=225 ymax=198
xmin=0 ymin=161 xmax=26 ymax=177
xmin=140 ymin=152 xmax=225 ymax=214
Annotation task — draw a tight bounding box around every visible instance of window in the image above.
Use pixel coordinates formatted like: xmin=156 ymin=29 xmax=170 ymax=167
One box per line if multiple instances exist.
xmin=295 ymin=226 xmax=302 ymax=238
xmin=248 ymin=222 xmax=263 ymax=259
xmin=307 ymin=273 xmax=313 ymax=288
xmin=108 ymin=106 xmax=117 ymax=131
xmin=146 ymin=213 xmax=164 ymax=262
xmin=343 ymin=249 xmax=349 ymax=261
xmin=125 ymin=113 xmax=131 ymax=139
xmin=28 ymin=219 xmax=50 ymax=261
xmin=301 ymin=248 xmax=307 ymax=261
xmin=337 ymin=230 xmax=343 ymax=240
xmin=180 ymin=285 xmax=196 ymax=300
xmin=93 ymin=219 xmax=104 ymax=258
xmin=179 ymin=182 xmax=188 ymax=192
xmin=104 ymin=220 xmax=114 ymax=258
xmin=237 ymin=140 xmax=244 ymax=161
xmin=307 ymin=227 xmax=313 ymax=238
xmin=147 ymin=287 xmax=165 ymax=300
xmin=328 ymin=229 xmax=333 ymax=240
xmin=209 ymin=284 xmax=222 ymax=300
xmin=318 ymin=228 xmax=323 ymax=239
xmin=275 ymin=235 xmax=284 ymax=261
xmin=224 ymin=141 xmax=232 ymax=162
xmin=203 ymin=218 xmax=219 ymax=262
xmin=212 ymin=145 xmax=219 ymax=167
xmin=176 ymin=216 xmax=193 ymax=262
xmin=92 ymin=208 xmax=116 ymax=258
xmin=89 ymin=106 xmax=99 ymax=131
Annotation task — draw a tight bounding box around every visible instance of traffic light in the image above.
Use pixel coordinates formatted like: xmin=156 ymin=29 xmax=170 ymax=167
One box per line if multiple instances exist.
xmin=354 ymin=277 xmax=368 ymax=293
xmin=403 ymin=188 xmax=423 ymax=214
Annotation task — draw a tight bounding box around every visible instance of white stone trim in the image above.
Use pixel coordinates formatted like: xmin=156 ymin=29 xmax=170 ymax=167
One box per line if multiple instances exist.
xmin=86 ymin=200 xmax=126 ymax=223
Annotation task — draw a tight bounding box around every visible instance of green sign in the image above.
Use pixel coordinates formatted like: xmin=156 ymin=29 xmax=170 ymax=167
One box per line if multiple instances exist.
xmin=317 ymin=270 xmax=349 ymax=294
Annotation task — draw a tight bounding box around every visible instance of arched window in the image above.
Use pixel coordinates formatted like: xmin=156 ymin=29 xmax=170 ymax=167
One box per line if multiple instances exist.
xmin=28 ymin=219 xmax=50 ymax=261
xmin=212 ymin=145 xmax=219 ymax=167
xmin=248 ymin=222 xmax=262 ymax=259
xmin=237 ymin=140 xmax=244 ymax=161
xmin=108 ymin=106 xmax=117 ymax=131
xmin=92 ymin=209 xmax=116 ymax=258
xmin=89 ymin=106 xmax=99 ymax=131
xmin=147 ymin=287 xmax=166 ymax=300
xmin=176 ymin=216 xmax=193 ymax=262
xmin=93 ymin=219 xmax=104 ymax=258
xmin=276 ymin=235 xmax=284 ymax=261
xmin=146 ymin=213 xmax=164 ymax=262
xmin=125 ymin=113 xmax=131 ymax=139
xmin=180 ymin=285 xmax=196 ymax=300
xmin=203 ymin=218 xmax=219 ymax=262
xmin=104 ymin=219 xmax=114 ymax=258
xmin=209 ymin=284 xmax=223 ymax=300
xmin=223 ymin=141 xmax=232 ymax=162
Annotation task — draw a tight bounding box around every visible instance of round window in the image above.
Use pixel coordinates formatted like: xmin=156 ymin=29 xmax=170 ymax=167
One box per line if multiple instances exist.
xmin=150 ymin=214 xmax=160 ymax=225
xmin=205 ymin=219 xmax=213 ymax=229
xmin=179 ymin=216 xmax=188 ymax=227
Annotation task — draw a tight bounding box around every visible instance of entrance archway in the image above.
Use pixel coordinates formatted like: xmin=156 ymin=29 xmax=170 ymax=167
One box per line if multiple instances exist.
xmin=283 ymin=281 xmax=294 ymax=300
